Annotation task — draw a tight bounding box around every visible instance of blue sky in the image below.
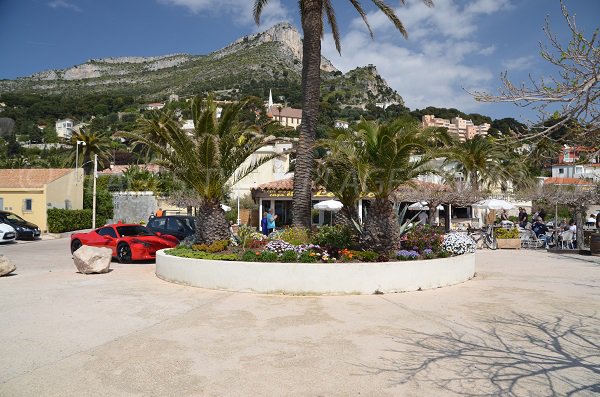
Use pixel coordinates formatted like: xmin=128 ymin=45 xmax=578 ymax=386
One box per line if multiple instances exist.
xmin=0 ymin=0 xmax=598 ymax=122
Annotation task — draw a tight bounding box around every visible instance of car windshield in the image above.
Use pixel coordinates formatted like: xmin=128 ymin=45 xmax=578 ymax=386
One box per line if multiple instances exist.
xmin=5 ymin=213 xmax=26 ymax=222
xmin=116 ymin=225 xmax=154 ymax=237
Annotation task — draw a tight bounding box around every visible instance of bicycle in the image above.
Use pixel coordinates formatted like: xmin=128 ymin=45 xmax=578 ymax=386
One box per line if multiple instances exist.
xmin=467 ymin=224 xmax=497 ymax=250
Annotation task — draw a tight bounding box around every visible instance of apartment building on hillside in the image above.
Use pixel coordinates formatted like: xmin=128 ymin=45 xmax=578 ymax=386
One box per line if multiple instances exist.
xmin=422 ymin=114 xmax=490 ymax=142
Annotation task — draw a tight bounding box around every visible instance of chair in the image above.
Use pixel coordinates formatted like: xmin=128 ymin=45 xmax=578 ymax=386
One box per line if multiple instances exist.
xmin=520 ymin=229 xmax=544 ymax=249
xmin=559 ymin=230 xmax=575 ymax=249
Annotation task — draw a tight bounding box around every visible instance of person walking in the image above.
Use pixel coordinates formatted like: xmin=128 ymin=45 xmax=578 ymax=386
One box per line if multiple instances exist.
xmin=261 ymin=211 xmax=269 ymax=236
xmin=266 ymin=208 xmax=277 ymax=235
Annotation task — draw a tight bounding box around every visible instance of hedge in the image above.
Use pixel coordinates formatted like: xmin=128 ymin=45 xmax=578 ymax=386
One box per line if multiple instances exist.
xmin=47 ymin=208 xmax=100 ymax=233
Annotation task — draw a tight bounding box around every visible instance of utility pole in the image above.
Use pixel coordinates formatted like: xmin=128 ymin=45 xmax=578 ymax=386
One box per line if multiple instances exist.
xmin=92 ymin=154 xmax=97 ymax=229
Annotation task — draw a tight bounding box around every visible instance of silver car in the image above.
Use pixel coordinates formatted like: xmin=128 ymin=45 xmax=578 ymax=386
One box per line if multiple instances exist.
xmin=0 ymin=223 xmax=17 ymax=243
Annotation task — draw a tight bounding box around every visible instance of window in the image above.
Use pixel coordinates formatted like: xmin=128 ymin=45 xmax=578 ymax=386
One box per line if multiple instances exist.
xmin=97 ymin=227 xmax=117 ymax=238
xmin=149 ymin=217 xmax=166 ymax=228
xmin=167 ymin=218 xmax=186 ymax=232
xmin=558 ymin=168 xmax=564 ymax=174
xmin=575 ymin=166 xmax=584 ymax=174
xmin=23 ymin=199 xmax=32 ymax=212
xmin=65 ymin=199 xmax=72 ymax=210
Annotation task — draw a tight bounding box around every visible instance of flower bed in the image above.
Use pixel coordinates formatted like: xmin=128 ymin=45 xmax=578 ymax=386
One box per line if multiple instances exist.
xmin=156 ymin=250 xmax=475 ymax=295
xmin=155 ymin=225 xmax=477 ymax=295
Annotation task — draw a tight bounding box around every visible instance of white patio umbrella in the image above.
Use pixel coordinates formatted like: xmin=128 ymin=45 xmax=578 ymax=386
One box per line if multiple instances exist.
xmin=408 ymin=201 xmax=429 ymax=210
xmin=408 ymin=201 xmax=444 ymax=210
xmin=313 ymin=200 xmax=344 ymax=211
xmin=473 ymin=199 xmax=515 ymax=210
xmin=220 ymin=204 xmax=232 ymax=212
xmin=314 ymin=200 xmax=343 ymax=225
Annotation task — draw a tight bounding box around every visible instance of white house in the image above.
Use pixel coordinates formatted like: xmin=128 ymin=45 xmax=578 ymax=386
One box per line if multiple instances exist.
xmin=55 ymin=118 xmax=74 ymax=139
xmin=229 ymin=141 xmax=293 ymax=199
xmin=144 ymin=103 xmax=165 ymax=111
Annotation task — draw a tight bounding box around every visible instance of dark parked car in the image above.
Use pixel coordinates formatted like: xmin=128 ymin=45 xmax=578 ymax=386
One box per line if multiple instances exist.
xmin=146 ymin=215 xmax=196 ymax=241
xmin=0 ymin=210 xmax=41 ymax=239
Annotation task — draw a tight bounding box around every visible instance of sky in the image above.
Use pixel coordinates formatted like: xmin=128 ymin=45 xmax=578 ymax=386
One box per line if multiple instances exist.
xmin=0 ymin=0 xmax=598 ymax=122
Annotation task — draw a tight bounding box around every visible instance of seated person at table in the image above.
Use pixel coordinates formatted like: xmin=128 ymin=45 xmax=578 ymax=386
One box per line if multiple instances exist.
xmin=586 ymin=213 xmax=596 ymax=228
xmin=532 ymin=217 xmax=550 ymax=247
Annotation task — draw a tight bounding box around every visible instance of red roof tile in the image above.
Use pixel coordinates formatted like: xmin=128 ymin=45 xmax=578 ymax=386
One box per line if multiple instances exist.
xmin=543 ymin=177 xmax=596 ymax=186
xmin=0 ymin=168 xmax=73 ymax=188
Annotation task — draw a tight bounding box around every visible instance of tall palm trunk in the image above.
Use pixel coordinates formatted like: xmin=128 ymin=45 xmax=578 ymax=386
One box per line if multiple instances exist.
xmin=360 ymin=198 xmax=401 ymax=254
xmin=334 ymin=205 xmax=360 ymax=229
xmin=293 ymin=0 xmax=323 ymax=229
xmin=195 ymin=200 xmax=231 ymax=244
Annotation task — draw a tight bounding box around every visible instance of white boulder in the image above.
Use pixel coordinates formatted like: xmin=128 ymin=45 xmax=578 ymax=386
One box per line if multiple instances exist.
xmin=0 ymin=254 xmax=16 ymax=276
xmin=73 ymin=245 xmax=112 ymax=274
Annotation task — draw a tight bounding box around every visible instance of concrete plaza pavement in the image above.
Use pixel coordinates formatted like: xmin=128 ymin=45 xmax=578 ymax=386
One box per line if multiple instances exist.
xmin=0 ymin=238 xmax=599 ymax=396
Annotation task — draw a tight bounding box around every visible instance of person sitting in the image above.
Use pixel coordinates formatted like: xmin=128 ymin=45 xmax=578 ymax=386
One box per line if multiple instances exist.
xmin=500 ymin=209 xmax=509 ymax=221
xmin=586 ymin=213 xmax=596 ymax=228
xmin=532 ymin=217 xmax=549 ymax=248
xmin=518 ymin=207 xmax=528 ymax=228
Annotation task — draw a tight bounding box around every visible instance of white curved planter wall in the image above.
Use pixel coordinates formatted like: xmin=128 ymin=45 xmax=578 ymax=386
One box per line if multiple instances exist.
xmin=155 ymin=250 xmax=475 ymax=295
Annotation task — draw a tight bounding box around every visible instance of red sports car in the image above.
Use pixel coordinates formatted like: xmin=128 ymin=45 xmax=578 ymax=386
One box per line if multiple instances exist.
xmin=70 ymin=223 xmax=179 ymax=263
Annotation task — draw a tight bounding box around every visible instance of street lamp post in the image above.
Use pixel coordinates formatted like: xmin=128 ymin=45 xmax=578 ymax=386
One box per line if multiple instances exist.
xmin=75 ymin=140 xmax=86 ymax=182
xmin=92 ymin=154 xmax=98 ymax=229
xmin=236 ymin=184 xmax=241 ymax=225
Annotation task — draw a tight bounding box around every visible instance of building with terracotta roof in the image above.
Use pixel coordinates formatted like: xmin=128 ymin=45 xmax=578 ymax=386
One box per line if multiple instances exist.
xmin=0 ymin=168 xmax=83 ymax=232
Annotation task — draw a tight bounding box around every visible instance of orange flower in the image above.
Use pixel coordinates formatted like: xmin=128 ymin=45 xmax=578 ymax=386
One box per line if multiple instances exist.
xmin=309 ymin=252 xmax=315 ymax=257
xmin=255 ymin=252 xmax=260 ymax=256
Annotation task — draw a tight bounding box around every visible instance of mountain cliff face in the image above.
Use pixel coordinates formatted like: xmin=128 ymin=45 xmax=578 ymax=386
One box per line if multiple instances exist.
xmin=0 ymin=23 xmax=401 ymax=108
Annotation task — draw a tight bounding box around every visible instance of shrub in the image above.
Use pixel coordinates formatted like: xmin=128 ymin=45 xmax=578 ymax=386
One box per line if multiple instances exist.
xmin=246 ymin=239 xmax=268 ymax=249
xmin=47 ymin=208 xmax=92 ymax=233
xmin=396 ymin=250 xmax=420 ymax=260
xmin=242 ymin=250 xmax=258 ymax=262
xmin=280 ymin=250 xmax=298 ymax=263
xmin=237 ymin=225 xmax=266 ymax=248
xmin=278 ymin=226 xmax=311 ymax=245
xmin=310 ymin=225 xmax=353 ymax=249
xmin=257 ymin=250 xmax=278 ymax=262
xmin=192 ymin=240 xmax=230 ymax=253
xmin=495 ymin=227 xmax=520 ymax=239
xmin=354 ymin=250 xmax=379 ymax=262
xmin=422 ymin=248 xmax=435 ymax=259
xmin=442 ymin=233 xmax=476 ymax=255
xmin=192 ymin=243 xmax=210 ymax=252
xmin=165 ymin=247 xmax=238 ymax=261
xmin=298 ymin=251 xmax=318 ymax=263
xmin=265 ymin=239 xmax=295 ymax=253
xmin=403 ymin=225 xmax=444 ymax=253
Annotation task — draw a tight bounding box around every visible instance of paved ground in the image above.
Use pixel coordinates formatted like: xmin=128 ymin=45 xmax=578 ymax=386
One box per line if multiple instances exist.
xmin=1 ymin=239 xmax=599 ymax=396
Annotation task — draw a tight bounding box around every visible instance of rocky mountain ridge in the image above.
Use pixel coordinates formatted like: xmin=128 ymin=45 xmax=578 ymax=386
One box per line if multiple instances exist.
xmin=0 ymin=23 xmax=401 ymax=108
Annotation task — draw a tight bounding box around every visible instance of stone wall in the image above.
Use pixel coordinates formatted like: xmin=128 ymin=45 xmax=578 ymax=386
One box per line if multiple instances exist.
xmin=111 ymin=191 xmax=156 ymax=224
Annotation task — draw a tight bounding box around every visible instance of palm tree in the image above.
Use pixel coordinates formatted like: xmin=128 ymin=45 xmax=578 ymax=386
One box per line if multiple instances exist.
xmin=253 ymin=0 xmax=434 ymax=229
xmin=68 ymin=128 xmax=112 ymax=174
xmin=315 ymin=129 xmax=364 ymax=226
xmin=319 ymin=119 xmax=446 ymax=253
xmin=124 ymin=95 xmax=279 ymax=244
xmin=443 ymin=135 xmax=513 ymax=192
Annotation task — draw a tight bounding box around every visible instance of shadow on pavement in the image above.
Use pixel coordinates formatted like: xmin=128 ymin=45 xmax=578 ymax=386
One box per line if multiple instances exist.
xmin=358 ymin=311 xmax=600 ymax=396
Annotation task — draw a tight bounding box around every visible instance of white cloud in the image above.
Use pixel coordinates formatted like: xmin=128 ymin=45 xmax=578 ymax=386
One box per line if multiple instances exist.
xmin=157 ymin=0 xmax=290 ymax=28
xmin=502 ymin=55 xmax=536 ymax=71
xmin=478 ymin=45 xmax=496 ymax=55
xmin=48 ymin=0 xmax=82 ymax=12
xmin=323 ymin=0 xmax=515 ymax=112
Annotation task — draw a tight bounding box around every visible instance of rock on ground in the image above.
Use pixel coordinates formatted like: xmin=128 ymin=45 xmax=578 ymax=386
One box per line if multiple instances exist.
xmin=0 ymin=254 xmax=16 ymax=276
xmin=72 ymin=246 xmax=112 ymax=274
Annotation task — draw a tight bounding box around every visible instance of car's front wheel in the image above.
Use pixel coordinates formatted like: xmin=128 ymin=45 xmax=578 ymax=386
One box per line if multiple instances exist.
xmin=71 ymin=239 xmax=82 ymax=254
xmin=117 ymin=243 xmax=133 ymax=264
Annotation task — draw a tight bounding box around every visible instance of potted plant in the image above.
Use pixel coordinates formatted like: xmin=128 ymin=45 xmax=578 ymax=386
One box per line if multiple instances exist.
xmin=495 ymin=227 xmax=521 ymax=249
